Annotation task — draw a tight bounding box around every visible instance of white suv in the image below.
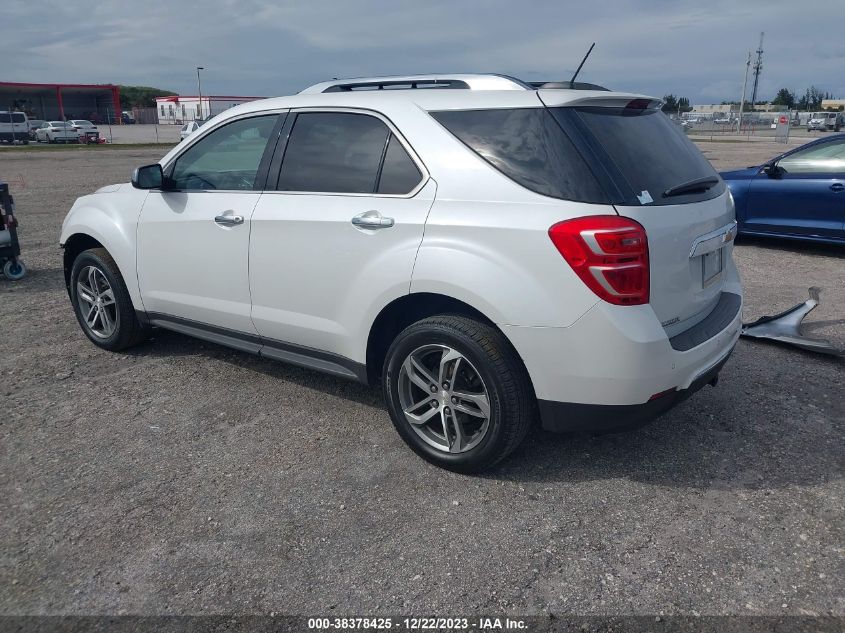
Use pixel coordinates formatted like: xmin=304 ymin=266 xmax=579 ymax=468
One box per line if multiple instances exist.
xmin=60 ymin=74 xmax=742 ymax=472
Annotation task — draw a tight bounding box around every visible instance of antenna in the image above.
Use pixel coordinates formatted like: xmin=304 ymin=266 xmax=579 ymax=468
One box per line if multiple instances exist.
xmin=569 ymin=43 xmax=596 ymax=89
xmin=750 ymin=32 xmax=764 ymax=109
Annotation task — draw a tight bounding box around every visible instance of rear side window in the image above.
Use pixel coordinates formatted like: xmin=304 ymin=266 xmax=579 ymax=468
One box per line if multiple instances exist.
xmin=553 ymin=106 xmax=724 ymax=206
xmin=377 ymin=135 xmax=422 ymax=194
xmin=431 ymin=108 xmax=609 ymax=203
xmin=12 ymin=113 xmax=26 ymax=123
xmin=278 ymin=112 xmax=389 ymax=193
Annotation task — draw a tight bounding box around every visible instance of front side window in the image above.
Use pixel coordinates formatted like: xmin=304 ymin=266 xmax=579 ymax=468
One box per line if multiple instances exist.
xmin=170 ymin=115 xmax=278 ymax=190
xmin=277 ymin=112 xmax=390 ymax=194
xmin=779 ymin=139 xmax=845 ymax=175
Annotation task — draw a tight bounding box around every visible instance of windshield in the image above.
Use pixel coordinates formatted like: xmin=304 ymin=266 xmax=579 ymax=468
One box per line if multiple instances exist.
xmin=550 ymin=106 xmax=725 ymax=206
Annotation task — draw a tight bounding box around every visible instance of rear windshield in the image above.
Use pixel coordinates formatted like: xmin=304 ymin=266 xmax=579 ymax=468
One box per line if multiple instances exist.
xmin=432 ymin=105 xmax=723 ymax=206
xmin=0 ymin=113 xmax=26 ymax=123
xmin=553 ymin=106 xmax=724 ymax=206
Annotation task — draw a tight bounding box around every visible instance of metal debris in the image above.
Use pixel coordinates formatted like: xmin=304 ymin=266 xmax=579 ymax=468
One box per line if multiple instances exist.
xmin=741 ymin=287 xmax=844 ymax=356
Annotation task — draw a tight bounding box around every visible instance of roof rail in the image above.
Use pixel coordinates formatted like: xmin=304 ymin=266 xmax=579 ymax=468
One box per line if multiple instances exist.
xmin=299 ymin=74 xmax=532 ymax=94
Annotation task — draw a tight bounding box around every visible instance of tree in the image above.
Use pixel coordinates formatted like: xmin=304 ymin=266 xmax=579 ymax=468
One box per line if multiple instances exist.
xmin=771 ymin=88 xmax=795 ymax=109
xmin=797 ymin=86 xmax=825 ymax=111
xmin=119 ymin=85 xmax=177 ymax=109
xmin=661 ymin=94 xmax=679 ymax=113
xmin=661 ymin=94 xmax=692 ymax=113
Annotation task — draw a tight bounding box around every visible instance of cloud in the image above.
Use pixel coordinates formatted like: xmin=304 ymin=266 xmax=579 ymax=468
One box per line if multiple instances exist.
xmin=1 ymin=0 xmax=842 ymax=103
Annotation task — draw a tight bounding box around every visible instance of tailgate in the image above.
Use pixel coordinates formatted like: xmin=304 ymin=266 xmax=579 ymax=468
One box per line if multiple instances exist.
xmin=616 ymin=193 xmax=736 ymax=331
xmin=542 ymin=93 xmax=735 ymax=333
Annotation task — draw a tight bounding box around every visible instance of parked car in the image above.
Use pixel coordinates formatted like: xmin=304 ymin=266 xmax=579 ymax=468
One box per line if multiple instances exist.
xmin=713 ymin=116 xmax=733 ymax=124
xmin=69 ymin=120 xmax=100 ymax=143
xmin=60 ymin=73 xmax=742 ymax=471
xmin=0 ymin=111 xmax=30 ymax=144
xmin=27 ymin=119 xmax=46 ymax=140
xmin=35 ymin=121 xmax=79 ymax=144
xmin=121 ymin=111 xmax=136 ymax=124
xmin=721 ymin=134 xmax=845 ymax=244
xmin=179 ymin=120 xmax=203 ymax=140
xmin=807 ymin=112 xmax=842 ymax=132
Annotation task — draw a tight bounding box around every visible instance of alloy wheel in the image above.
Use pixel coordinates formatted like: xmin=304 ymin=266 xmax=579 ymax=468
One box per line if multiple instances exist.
xmin=397 ymin=344 xmax=491 ymax=454
xmin=76 ymin=265 xmax=118 ymax=339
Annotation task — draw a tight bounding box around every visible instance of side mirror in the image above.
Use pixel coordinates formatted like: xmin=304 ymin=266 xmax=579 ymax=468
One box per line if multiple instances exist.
xmin=763 ymin=162 xmax=784 ymax=178
xmin=131 ymin=163 xmax=165 ymax=189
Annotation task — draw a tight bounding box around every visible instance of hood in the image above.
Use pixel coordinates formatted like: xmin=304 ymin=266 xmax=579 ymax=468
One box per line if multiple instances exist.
xmin=94 ymin=183 xmax=130 ymax=194
xmin=720 ymin=166 xmax=761 ymax=181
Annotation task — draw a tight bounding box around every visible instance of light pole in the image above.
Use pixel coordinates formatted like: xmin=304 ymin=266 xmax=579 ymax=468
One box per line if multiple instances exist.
xmin=196 ymin=66 xmax=204 ymax=121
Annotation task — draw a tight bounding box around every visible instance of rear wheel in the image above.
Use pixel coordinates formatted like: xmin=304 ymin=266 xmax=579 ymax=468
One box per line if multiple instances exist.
xmin=383 ymin=315 xmax=534 ymax=472
xmin=69 ymin=248 xmax=149 ymax=351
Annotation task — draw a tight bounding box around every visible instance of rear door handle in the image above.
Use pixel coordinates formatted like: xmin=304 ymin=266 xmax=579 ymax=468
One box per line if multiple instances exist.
xmin=214 ymin=213 xmax=244 ymax=226
xmin=351 ymin=211 xmax=394 ymax=229
xmin=831 ymin=183 xmax=844 ymax=192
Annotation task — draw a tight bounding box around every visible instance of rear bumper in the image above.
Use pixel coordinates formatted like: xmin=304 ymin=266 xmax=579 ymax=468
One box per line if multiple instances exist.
xmin=537 ymin=343 xmax=734 ymax=433
xmin=502 ymin=281 xmax=743 ymax=433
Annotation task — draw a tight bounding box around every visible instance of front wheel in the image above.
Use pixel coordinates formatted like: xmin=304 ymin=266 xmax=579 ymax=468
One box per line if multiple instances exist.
xmin=69 ymin=248 xmax=149 ymax=351
xmin=383 ymin=315 xmax=534 ymax=472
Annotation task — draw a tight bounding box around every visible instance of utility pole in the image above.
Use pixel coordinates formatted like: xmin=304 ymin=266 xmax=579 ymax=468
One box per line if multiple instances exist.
xmin=196 ymin=66 xmax=204 ymax=121
xmin=750 ymin=32 xmax=764 ymax=111
xmin=738 ymin=51 xmax=751 ymax=132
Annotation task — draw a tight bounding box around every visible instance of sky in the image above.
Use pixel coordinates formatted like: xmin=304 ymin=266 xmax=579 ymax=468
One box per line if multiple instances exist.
xmin=2 ymin=0 xmax=843 ymax=104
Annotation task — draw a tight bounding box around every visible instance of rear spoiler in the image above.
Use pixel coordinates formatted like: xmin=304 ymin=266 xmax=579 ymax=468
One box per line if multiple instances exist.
xmin=538 ymin=91 xmax=662 ymax=110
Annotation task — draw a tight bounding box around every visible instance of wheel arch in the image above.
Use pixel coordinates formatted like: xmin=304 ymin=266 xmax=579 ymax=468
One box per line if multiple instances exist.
xmin=62 ymin=233 xmax=105 ymax=289
xmin=364 ymin=292 xmax=532 ymax=390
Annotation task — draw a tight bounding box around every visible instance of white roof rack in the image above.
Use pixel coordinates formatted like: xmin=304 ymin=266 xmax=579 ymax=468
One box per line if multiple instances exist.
xmin=299 ymin=74 xmax=532 ymax=94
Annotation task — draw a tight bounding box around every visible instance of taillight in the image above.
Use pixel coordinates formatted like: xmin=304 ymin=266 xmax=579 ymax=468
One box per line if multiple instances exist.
xmin=548 ymin=216 xmax=649 ymax=306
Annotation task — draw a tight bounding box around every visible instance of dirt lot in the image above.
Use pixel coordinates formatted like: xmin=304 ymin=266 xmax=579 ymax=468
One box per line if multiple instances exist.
xmin=1 ymin=142 xmax=842 ymax=621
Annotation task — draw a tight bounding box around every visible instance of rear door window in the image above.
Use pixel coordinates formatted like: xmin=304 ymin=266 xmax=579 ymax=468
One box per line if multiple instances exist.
xmin=277 ymin=112 xmax=389 ymax=194
xmin=431 ymin=108 xmax=609 ymax=203
xmin=553 ymin=106 xmax=725 ymax=206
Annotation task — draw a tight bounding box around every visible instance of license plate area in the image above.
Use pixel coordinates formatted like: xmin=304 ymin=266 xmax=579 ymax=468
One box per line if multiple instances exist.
xmin=701 ymin=248 xmax=724 ymax=287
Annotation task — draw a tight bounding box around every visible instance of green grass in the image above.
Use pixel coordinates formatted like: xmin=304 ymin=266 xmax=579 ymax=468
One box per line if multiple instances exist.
xmin=0 ymin=142 xmax=177 ymax=152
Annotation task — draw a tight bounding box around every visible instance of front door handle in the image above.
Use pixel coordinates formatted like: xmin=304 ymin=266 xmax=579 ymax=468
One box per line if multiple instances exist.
xmin=214 ymin=213 xmax=244 ymax=226
xmin=831 ymin=183 xmax=844 ymax=192
xmin=351 ymin=211 xmax=394 ymax=229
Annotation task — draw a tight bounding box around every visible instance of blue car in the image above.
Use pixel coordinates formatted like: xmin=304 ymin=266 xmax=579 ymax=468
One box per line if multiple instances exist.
xmin=721 ymin=134 xmax=845 ymax=244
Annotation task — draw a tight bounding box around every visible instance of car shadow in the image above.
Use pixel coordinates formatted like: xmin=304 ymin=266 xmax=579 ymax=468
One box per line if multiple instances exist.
xmin=736 ymin=235 xmax=845 ymax=258
xmin=122 ymin=328 xmax=382 ymax=409
xmin=123 ymin=331 xmax=841 ymax=493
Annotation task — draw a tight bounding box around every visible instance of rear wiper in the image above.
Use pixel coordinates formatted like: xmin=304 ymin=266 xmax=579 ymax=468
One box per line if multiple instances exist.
xmin=662 ymin=176 xmax=720 ymax=198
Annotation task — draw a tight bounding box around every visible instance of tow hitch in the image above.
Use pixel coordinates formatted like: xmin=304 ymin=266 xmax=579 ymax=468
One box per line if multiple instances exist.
xmin=741 ymin=287 xmax=844 ymax=357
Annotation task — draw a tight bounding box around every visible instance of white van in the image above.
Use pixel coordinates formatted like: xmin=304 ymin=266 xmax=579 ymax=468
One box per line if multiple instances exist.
xmin=807 ymin=112 xmax=843 ymax=132
xmin=0 ymin=111 xmax=30 ymax=144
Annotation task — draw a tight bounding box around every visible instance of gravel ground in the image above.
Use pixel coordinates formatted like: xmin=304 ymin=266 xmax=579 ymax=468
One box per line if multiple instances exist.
xmin=0 ymin=144 xmax=842 ymax=621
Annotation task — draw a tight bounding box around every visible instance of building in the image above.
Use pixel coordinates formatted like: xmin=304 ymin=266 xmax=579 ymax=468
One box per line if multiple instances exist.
xmin=691 ymin=103 xmax=781 ymax=116
xmin=821 ymin=99 xmax=845 ymax=111
xmin=154 ymin=95 xmax=264 ymax=124
xmin=0 ymin=82 xmax=121 ymax=122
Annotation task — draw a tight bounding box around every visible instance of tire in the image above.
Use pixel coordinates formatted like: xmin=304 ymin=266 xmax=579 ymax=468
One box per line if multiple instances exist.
xmin=382 ymin=314 xmax=534 ymax=473
xmin=2 ymin=259 xmax=26 ymax=280
xmin=69 ymin=248 xmax=149 ymax=351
